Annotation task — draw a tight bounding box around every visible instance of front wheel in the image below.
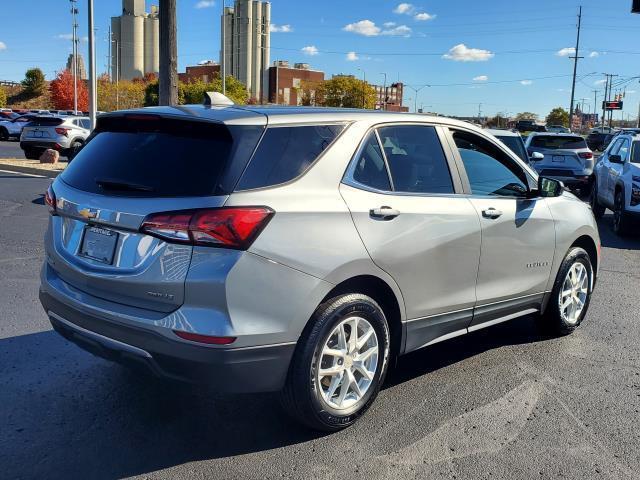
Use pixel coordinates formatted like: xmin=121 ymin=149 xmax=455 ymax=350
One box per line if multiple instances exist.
xmin=589 ymin=181 xmax=606 ymax=219
xmin=538 ymin=247 xmax=593 ymax=336
xmin=281 ymin=294 xmax=390 ymax=431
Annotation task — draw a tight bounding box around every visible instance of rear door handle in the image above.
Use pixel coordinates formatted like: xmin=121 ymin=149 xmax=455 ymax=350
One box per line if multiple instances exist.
xmin=370 ymin=206 xmax=400 ymax=220
xmin=482 ymin=208 xmax=503 ymax=219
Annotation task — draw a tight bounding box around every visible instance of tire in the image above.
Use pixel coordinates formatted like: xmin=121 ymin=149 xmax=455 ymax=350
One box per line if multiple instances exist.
xmin=589 ymin=181 xmax=606 ymax=219
xmin=281 ymin=293 xmax=391 ymax=431
xmin=613 ymin=189 xmax=631 ymax=236
xmin=0 ymin=127 xmax=8 ymax=141
xmin=24 ymin=148 xmax=42 ymax=160
xmin=538 ymin=247 xmax=593 ymax=336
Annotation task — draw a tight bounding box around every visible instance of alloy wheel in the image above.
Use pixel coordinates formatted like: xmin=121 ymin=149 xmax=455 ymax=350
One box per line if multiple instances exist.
xmin=316 ymin=316 xmax=379 ymax=410
xmin=559 ymin=262 xmax=589 ymax=325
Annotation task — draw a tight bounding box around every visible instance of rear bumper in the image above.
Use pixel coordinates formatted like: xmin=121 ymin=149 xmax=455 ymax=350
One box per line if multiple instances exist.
xmin=20 ymin=140 xmax=70 ymax=152
xmin=39 ymin=288 xmax=296 ymax=394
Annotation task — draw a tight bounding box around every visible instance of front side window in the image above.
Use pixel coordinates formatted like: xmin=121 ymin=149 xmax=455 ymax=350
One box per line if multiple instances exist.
xmin=376 ymin=125 xmax=454 ymax=194
xmin=631 ymin=141 xmax=640 ymax=164
xmin=617 ymin=139 xmax=631 ymax=162
xmin=351 ymin=133 xmax=392 ymax=191
xmin=237 ymin=124 xmax=344 ymax=190
xmin=452 ymin=130 xmax=529 ymax=197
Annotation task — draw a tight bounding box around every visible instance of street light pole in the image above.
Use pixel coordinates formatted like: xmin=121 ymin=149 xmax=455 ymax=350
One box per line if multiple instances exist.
xmin=87 ymin=0 xmax=97 ymax=129
xmin=221 ymin=0 xmax=226 ymax=95
xmin=406 ymin=85 xmax=428 ymax=113
xmin=70 ymin=0 xmax=78 ymax=113
xmin=380 ymin=72 xmax=387 ymax=111
xmin=357 ymin=68 xmax=366 ymax=109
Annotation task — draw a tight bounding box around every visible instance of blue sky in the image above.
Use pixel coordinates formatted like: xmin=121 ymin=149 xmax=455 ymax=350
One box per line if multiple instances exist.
xmin=1 ymin=0 xmax=639 ymax=118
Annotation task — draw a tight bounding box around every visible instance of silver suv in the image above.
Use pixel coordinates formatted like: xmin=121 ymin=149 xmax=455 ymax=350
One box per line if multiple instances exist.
xmin=20 ymin=115 xmax=90 ymax=160
xmin=39 ymin=103 xmax=600 ymax=431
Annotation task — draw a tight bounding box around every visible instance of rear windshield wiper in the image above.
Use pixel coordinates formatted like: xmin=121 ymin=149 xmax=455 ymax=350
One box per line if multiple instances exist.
xmin=95 ymin=178 xmax=155 ymax=193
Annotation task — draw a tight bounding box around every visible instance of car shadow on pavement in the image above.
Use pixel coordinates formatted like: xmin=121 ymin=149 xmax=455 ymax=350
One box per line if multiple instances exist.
xmin=597 ymin=213 xmax=640 ymax=250
xmin=1 ymin=330 xmax=324 ymax=480
xmin=388 ymin=314 xmax=545 ymax=388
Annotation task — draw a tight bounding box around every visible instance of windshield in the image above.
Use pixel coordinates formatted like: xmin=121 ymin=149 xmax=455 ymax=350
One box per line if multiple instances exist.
xmin=494 ymin=135 xmax=528 ymax=162
xmin=530 ymin=135 xmax=587 ymax=150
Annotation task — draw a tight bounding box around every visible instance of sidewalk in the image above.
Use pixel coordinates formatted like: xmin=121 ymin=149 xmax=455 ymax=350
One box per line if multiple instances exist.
xmin=0 ymin=159 xmax=66 ymax=178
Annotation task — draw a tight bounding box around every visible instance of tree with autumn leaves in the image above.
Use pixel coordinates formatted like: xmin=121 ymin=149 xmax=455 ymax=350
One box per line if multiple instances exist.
xmin=49 ymin=69 xmax=88 ymax=111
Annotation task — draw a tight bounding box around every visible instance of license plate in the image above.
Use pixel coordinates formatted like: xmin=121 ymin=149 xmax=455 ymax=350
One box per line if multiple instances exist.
xmin=552 ymin=155 xmax=565 ymax=163
xmin=79 ymin=226 xmax=118 ymax=264
xmin=33 ymin=131 xmax=42 ymax=138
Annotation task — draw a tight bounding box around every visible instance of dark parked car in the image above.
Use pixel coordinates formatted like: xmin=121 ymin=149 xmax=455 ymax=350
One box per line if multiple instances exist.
xmin=586 ymin=128 xmax=618 ymax=151
xmin=515 ymin=120 xmax=546 ymax=133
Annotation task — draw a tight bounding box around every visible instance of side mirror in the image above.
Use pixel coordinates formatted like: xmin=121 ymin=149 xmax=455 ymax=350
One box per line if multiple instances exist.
xmin=530 ymin=152 xmax=544 ymax=161
xmin=537 ymin=176 xmax=564 ymax=198
xmin=609 ymin=154 xmax=623 ymax=164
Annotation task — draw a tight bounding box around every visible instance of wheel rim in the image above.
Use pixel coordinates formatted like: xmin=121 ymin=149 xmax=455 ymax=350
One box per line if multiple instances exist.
xmin=316 ymin=316 xmax=379 ymax=410
xmin=559 ymin=262 xmax=589 ymax=325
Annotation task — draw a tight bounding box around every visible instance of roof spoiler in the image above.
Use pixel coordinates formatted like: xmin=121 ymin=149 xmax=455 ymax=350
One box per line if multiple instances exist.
xmin=203 ymin=92 xmax=234 ymax=106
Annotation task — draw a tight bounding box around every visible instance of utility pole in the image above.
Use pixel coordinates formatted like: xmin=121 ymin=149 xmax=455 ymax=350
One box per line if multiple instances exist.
xmin=592 ymin=89 xmax=598 ymax=125
xmin=568 ymin=6 xmax=583 ymax=129
xmin=70 ymin=0 xmax=79 ymax=113
xmin=357 ymin=68 xmax=366 ymax=109
xmin=87 ymin=0 xmax=97 ymax=128
xmin=637 ymin=101 xmax=640 ymax=128
xmin=221 ymin=0 xmax=226 ymax=95
xmin=478 ymin=103 xmax=482 ymax=124
xmin=159 ymin=0 xmax=178 ymax=106
xmin=380 ymin=73 xmax=387 ymax=111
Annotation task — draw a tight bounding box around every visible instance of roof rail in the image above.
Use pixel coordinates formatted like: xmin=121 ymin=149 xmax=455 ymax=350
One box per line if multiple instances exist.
xmin=203 ymin=92 xmax=234 ymax=106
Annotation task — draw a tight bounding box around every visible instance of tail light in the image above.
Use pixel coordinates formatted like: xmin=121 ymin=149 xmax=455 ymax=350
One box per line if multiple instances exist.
xmin=44 ymin=184 xmax=56 ymax=213
xmin=140 ymin=207 xmax=274 ymax=250
xmin=55 ymin=127 xmax=70 ymax=137
xmin=173 ymin=330 xmax=236 ymax=345
xmin=578 ymin=152 xmax=593 ymax=159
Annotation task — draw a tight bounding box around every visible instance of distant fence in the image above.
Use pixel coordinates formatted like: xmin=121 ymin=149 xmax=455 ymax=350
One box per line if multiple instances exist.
xmin=0 ymin=80 xmax=20 ymax=87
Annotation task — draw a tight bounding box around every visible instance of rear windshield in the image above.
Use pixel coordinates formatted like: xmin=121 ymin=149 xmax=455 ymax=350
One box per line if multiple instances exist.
xmin=60 ymin=115 xmax=263 ymax=197
xmin=530 ymin=135 xmax=587 ymax=150
xmin=494 ymin=135 xmax=528 ymax=162
xmin=236 ymin=124 xmax=345 ymax=190
xmin=29 ymin=117 xmax=64 ymax=127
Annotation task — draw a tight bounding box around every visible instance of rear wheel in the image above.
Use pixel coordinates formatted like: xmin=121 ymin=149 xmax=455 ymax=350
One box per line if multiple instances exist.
xmin=538 ymin=247 xmax=593 ymax=336
xmin=589 ymin=181 xmax=606 ymax=219
xmin=0 ymin=127 xmax=8 ymax=141
xmin=281 ymin=293 xmax=390 ymax=431
xmin=613 ymin=189 xmax=631 ymax=236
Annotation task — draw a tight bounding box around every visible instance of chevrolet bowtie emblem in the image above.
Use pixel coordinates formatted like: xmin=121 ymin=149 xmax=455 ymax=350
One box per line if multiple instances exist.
xmin=78 ymin=208 xmax=98 ymax=219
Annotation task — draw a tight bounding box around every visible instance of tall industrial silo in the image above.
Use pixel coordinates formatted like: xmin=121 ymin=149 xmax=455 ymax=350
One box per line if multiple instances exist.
xmin=144 ymin=6 xmax=159 ymax=75
xmin=120 ymin=12 xmax=145 ymax=79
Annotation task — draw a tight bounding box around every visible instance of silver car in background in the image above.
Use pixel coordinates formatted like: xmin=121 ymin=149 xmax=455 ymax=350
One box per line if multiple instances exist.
xmin=525 ymin=132 xmax=595 ymax=193
xmin=40 ymin=103 xmax=600 ymax=431
xmin=20 ymin=115 xmax=91 ymax=160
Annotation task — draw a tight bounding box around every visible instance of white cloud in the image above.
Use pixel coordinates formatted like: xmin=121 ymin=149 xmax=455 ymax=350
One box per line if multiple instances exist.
xmin=195 ymin=0 xmax=215 ymax=8
xmin=346 ymin=51 xmax=359 ymax=61
xmin=394 ymin=3 xmax=415 ymax=14
xmin=520 ymin=80 xmax=533 ymax=86
xmin=556 ymin=47 xmax=575 ymax=57
xmin=382 ymin=25 xmax=412 ymax=36
xmin=473 ymin=75 xmax=488 ymax=81
xmin=627 ymin=90 xmax=636 ymax=94
xmin=414 ymin=12 xmax=436 ymax=21
xmin=56 ymin=33 xmax=73 ymax=40
xmin=589 ymin=51 xmax=599 ymax=58
xmin=344 ymin=19 xmax=411 ymax=37
xmin=0 ymin=41 xmax=6 ymax=51
xmin=270 ymin=24 xmax=292 ymax=33
xmin=301 ymin=45 xmax=319 ymax=56
xmin=443 ymin=44 xmax=494 ymax=62
xmin=594 ymin=79 xmax=607 ymax=85
xmin=344 ymin=20 xmax=381 ymax=36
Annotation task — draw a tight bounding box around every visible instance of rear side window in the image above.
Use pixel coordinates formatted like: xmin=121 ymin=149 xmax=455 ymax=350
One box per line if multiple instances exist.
xmin=530 ymin=135 xmax=587 ymax=150
xmin=352 ymin=133 xmax=392 ymax=191
xmin=61 ymin=116 xmax=263 ymax=197
xmin=236 ymin=125 xmax=344 ymax=190
xmin=377 ymin=125 xmax=454 ymax=194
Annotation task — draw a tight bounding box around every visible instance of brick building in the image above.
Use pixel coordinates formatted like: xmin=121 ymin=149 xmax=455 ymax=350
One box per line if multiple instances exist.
xmin=267 ymin=61 xmax=324 ymax=105
xmin=178 ymin=63 xmax=221 ymax=83
xmin=373 ymin=82 xmax=407 ymax=112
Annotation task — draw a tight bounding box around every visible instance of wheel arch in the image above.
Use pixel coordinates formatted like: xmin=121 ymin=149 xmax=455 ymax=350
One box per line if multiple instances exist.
xmin=320 ymin=274 xmax=405 ymax=359
xmin=570 ymin=234 xmax=599 ymax=281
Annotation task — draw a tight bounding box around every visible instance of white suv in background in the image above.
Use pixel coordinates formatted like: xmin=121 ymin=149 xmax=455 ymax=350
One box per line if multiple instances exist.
xmin=20 ymin=116 xmax=91 ymax=160
xmin=590 ymin=132 xmax=640 ymax=235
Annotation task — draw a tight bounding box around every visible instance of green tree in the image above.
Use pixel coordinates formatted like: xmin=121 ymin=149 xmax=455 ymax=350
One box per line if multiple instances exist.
xmin=485 ymin=112 xmax=507 ymax=128
xmin=515 ymin=112 xmax=538 ymax=121
xmin=546 ymin=107 xmax=569 ymax=127
xmin=98 ymin=74 xmax=147 ymax=111
xmin=0 ymin=87 xmax=6 ymax=108
xmin=22 ymin=68 xmax=46 ymax=96
xmin=144 ymin=76 xmax=248 ymax=107
xmin=319 ymin=76 xmax=377 ymax=109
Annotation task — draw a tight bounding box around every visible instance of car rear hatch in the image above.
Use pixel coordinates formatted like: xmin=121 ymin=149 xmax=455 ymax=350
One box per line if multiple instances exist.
xmin=47 ymin=111 xmax=265 ymax=313
xmin=528 ymin=135 xmax=591 ymax=173
xmin=21 ymin=116 xmax=64 ymax=140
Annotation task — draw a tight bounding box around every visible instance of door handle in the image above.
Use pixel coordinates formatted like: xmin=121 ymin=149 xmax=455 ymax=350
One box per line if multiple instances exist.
xmin=482 ymin=207 xmax=503 ymax=219
xmin=370 ymin=206 xmax=400 ymax=220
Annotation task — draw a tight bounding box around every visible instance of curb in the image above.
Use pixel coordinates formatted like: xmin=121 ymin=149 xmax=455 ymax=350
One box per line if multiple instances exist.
xmin=0 ymin=163 xmax=63 ymax=178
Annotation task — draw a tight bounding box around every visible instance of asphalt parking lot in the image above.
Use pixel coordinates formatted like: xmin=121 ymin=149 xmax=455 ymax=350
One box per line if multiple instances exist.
xmin=0 ymin=140 xmax=25 ymax=159
xmin=1 ymin=171 xmax=639 ymax=480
